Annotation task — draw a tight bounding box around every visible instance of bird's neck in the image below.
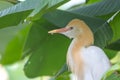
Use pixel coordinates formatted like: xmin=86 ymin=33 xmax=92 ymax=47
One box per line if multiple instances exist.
xmin=67 ymin=33 xmax=94 ymax=80
xmin=68 ymin=31 xmax=94 ymax=79
xmin=67 ymin=27 xmax=94 ymax=80
xmin=71 ymin=29 xmax=94 ymax=53
xmin=76 ymin=32 xmax=93 ymax=46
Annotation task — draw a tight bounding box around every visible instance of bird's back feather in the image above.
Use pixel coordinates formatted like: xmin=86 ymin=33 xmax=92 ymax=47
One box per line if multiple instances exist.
xmin=81 ymin=46 xmax=111 ymax=80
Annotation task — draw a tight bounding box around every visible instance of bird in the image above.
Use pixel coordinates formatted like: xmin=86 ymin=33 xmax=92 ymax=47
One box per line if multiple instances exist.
xmin=48 ymin=19 xmax=111 ymax=80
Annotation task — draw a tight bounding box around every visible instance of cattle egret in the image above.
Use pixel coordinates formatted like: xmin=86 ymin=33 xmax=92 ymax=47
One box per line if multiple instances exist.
xmin=48 ymin=19 xmax=111 ymax=80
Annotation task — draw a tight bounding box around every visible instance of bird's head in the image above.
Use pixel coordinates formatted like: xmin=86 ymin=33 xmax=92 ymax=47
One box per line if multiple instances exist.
xmin=48 ymin=19 xmax=93 ymax=39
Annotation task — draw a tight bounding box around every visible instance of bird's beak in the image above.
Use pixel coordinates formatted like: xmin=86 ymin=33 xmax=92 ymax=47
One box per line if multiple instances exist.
xmin=48 ymin=27 xmax=70 ymax=34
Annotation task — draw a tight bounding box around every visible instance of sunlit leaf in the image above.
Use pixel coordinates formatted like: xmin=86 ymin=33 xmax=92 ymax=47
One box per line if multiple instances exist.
xmin=24 ymin=19 xmax=70 ymax=78
xmin=86 ymin=0 xmax=102 ymax=4
xmin=111 ymin=51 xmax=120 ymax=64
xmin=109 ymin=11 xmax=120 ymax=42
xmin=0 ymin=23 xmax=31 ymax=64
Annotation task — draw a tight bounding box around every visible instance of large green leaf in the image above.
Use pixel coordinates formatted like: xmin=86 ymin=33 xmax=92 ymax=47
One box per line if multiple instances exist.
xmin=0 ymin=23 xmax=30 ymax=64
xmin=109 ymin=11 xmax=120 ymax=42
xmin=0 ymin=10 xmax=32 ymax=29
xmin=0 ymin=0 xmax=68 ymax=64
xmin=24 ymin=20 xmax=70 ymax=77
xmin=23 ymin=20 xmax=50 ymax=57
xmin=94 ymin=22 xmax=113 ymax=47
xmin=43 ymin=10 xmax=104 ymax=30
xmin=105 ymin=12 xmax=120 ymax=51
xmin=43 ymin=10 xmax=113 ymax=48
xmin=70 ymin=0 xmax=120 ymax=17
xmin=0 ymin=0 xmax=35 ymax=28
xmin=0 ymin=0 xmax=68 ymax=29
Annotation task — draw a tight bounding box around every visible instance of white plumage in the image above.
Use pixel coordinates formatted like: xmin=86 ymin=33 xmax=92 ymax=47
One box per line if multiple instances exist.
xmin=67 ymin=45 xmax=111 ymax=80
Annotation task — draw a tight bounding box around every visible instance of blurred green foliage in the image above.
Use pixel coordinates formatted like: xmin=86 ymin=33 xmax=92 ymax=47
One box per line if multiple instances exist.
xmin=0 ymin=0 xmax=120 ymax=80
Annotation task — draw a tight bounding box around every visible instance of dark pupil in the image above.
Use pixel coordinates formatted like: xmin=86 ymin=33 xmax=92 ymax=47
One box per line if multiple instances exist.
xmin=70 ymin=27 xmax=73 ymax=29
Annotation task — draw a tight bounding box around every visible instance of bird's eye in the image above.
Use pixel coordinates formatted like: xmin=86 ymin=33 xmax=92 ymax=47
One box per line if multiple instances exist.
xmin=70 ymin=27 xmax=73 ymax=30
